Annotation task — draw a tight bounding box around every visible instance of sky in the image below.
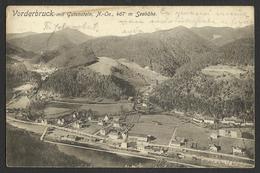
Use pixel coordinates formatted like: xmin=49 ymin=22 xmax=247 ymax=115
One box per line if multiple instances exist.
xmin=6 ymin=6 xmax=254 ymax=37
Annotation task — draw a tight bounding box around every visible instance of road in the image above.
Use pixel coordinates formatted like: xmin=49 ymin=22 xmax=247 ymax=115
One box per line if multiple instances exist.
xmin=168 ymin=127 xmax=178 ymax=146
xmin=44 ymin=140 xmax=205 ymax=168
xmin=49 ymin=100 xmax=119 ymax=105
xmin=40 ymin=126 xmax=49 ymax=141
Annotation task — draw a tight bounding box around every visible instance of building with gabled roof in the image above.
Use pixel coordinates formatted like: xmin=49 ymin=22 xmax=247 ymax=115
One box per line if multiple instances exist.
xmin=108 ymin=131 xmax=120 ymax=140
xmin=209 ymin=144 xmax=221 ymax=152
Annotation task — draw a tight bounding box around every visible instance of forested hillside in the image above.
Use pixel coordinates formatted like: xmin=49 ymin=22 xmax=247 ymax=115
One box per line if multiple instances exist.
xmin=6 ymin=125 xmax=90 ymax=167
xmin=150 ymin=69 xmax=254 ymax=120
xmin=219 ymin=38 xmax=254 ymax=65
xmin=41 ymin=67 xmax=136 ymax=99
xmin=191 ymin=25 xmax=254 ymax=46
xmin=6 ymin=63 xmax=41 ymax=88
xmin=6 ymin=42 xmax=36 ymax=59
xmin=150 ymin=37 xmax=255 ymax=120
xmin=80 ymin=26 xmax=214 ymax=76
xmin=9 ymin=26 xmax=215 ymax=77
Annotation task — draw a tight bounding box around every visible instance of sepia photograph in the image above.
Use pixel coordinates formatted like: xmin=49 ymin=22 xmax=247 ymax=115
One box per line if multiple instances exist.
xmin=5 ymin=6 xmax=255 ymax=168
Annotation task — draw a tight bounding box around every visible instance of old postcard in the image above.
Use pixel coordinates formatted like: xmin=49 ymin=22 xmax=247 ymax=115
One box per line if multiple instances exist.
xmin=6 ymin=6 xmax=254 ymax=168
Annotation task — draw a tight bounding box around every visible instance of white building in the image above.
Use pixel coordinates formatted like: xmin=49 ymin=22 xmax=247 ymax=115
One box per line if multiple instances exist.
xmin=142 ymin=103 xmax=148 ymax=107
xmin=128 ymin=133 xmax=148 ymax=143
xmin=113 ymin=122 xmax=121 ymax=128
xmin=104 ymin=115 xmax=109 ymax=122
xmin=72 ymin=121 xmax=80 ymax=129
xmin=121 ymin=142 xmax=128 ymax=149
xmin=100 ymin=128 xmax=110 ymax=136
xmin=219 ymin=129 xmax=227 ymax=136
xmin=57 ymin=119 xmax=64 ymax=125
xmin=210 ymin=133 xmax=218 ymax=139
xmin=109 ymin=132 xmax=119 ymax=140
xmin=230 ymin=130 xmax=242 ymax=138
xmin=98 ymin=120 xmax=104 ymax=126
xmin=41 ymin=119 xmax=48 ymax=125
xmin=221 ymin=116 xmax=243 ymax=125
xmin=203 ymin=117 xmax=215 ymax=124
xmin=209 ymin=144 xmax=221 ymax=152
xmin=192 ymin=117 xmax=204 ymax=123
xmin=219 ymin=129 xmax=242 ymax=138
xmin=241 ymin=122 xmax=254 ymax=127
xmin=122 ymin=132 xmax=128 ymax=140
xmin=232 ymin=146 xmax=244 ymax=155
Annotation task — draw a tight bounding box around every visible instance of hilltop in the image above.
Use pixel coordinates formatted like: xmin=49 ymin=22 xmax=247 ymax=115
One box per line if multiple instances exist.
xmin=8 ymin=28 xmax=93 ymax=53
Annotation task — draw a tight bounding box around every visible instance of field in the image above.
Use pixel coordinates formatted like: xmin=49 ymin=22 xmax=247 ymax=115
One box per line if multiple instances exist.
xmin=128 ymin=114 xmax=178 ymax=145
xmin=129 ymin=113 xmax=255 ymax=157
xmin=7 ymin=96 xmax=30 ymax=109
xmin=88 ymin=57 xmax=119 ymax=76
xmin=217 ymin=137 xmax=254 ymax=155
xmin=14 ymin=83 xmax=34 ymax=91
xmin=6 ymin=119 xmax=46 ymax=135
xmin=47 ymin=98 xmax=134 ymax=116
xmin=174 ymin=119 xmax=255 ymax=156
xmin=80 ymin=103 xmax=134 ymax=115
xmin=44 ymin=107 xmax=73 ymax=119
xmin=175 ymin=123 xmax=214 ymax=150
xmin=57 ymin=97 xmax=119 ymax=104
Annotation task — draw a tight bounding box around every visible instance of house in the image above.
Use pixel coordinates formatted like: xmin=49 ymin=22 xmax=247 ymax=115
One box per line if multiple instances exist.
xmin=170 ymin=141 xmax=185 ymax=147
xmin=40 ymin=119 xmax=48 ymax=125
xmin=88 ymin=116 xmax=92 ymax=121
xmin=245 ymin=122 xmax=254 ymax=126
xmin=230 ymin=130 xmax=242 ymax=138
xmin=180 ymin=138 xmax=187 ymax=145
xmin=128 ymin=97 xmax=134 ymax=101
xmin=232 ymin=146 xmax=245 ymax=155
xmin=57 ymin=119 xmax=64 ymax=125
xmin=219 ymin=129 xmax=242 ymax=138
xmin=192 ymin=117 xmax=204 ymax=123
xmin=241 ymin=121 xmax=254 ymax=127
xmin=203 ymin=117 xmax=215 ymax=124
xmin=113 ymin=117 xmax=120 ymax=122
xmin=108 ymin=131 xmax=120 ymax=140
xmin=142 ymin=103 xmax=148 ymax=107
xmin=221 ymin=116 xmax=243 ymax=125
xmin=128 ymin=133 xmax=148 ymax=143
xmin=219 ymin=129 xmax=227 ymax=136
xmin=209 ymin=144 xmax=221 ymax=152
xmin=72 ymin=112 xmax=78 ymax=119
xmin=151 ymin=148 xmax=164 ymax=155
xmin=210 ymin=133 xmax=218 ymax=139
xmin=104 ymin=115 xmax=109 ymax=122
xmin=100 ymin=128 xmax=111 ymax=136
xmin=172 ymin=110 xmax=184 ymax=115
xmin=121 ymin=132 xmax=128 ymax=140
xmin=72 ymin=121 xmax=81 ymax=129
xmin=121 ymin=142 xmax=128 ymax=149
xmin=61 ymin=135 xmax=76 ymax=142
xmin=98 ymin=120 xmax=104 ymax=126
xmin=170 ymin=137 xmax=186 ymax=147
xmin=113 ymin=122 xmax=121 ymax=128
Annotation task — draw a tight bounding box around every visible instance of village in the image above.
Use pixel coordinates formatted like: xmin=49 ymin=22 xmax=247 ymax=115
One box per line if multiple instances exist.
xmin=6 ymin=101 xmax=255 ymax=168
xmin=5 ymin=78 xmax=255 ymax=168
